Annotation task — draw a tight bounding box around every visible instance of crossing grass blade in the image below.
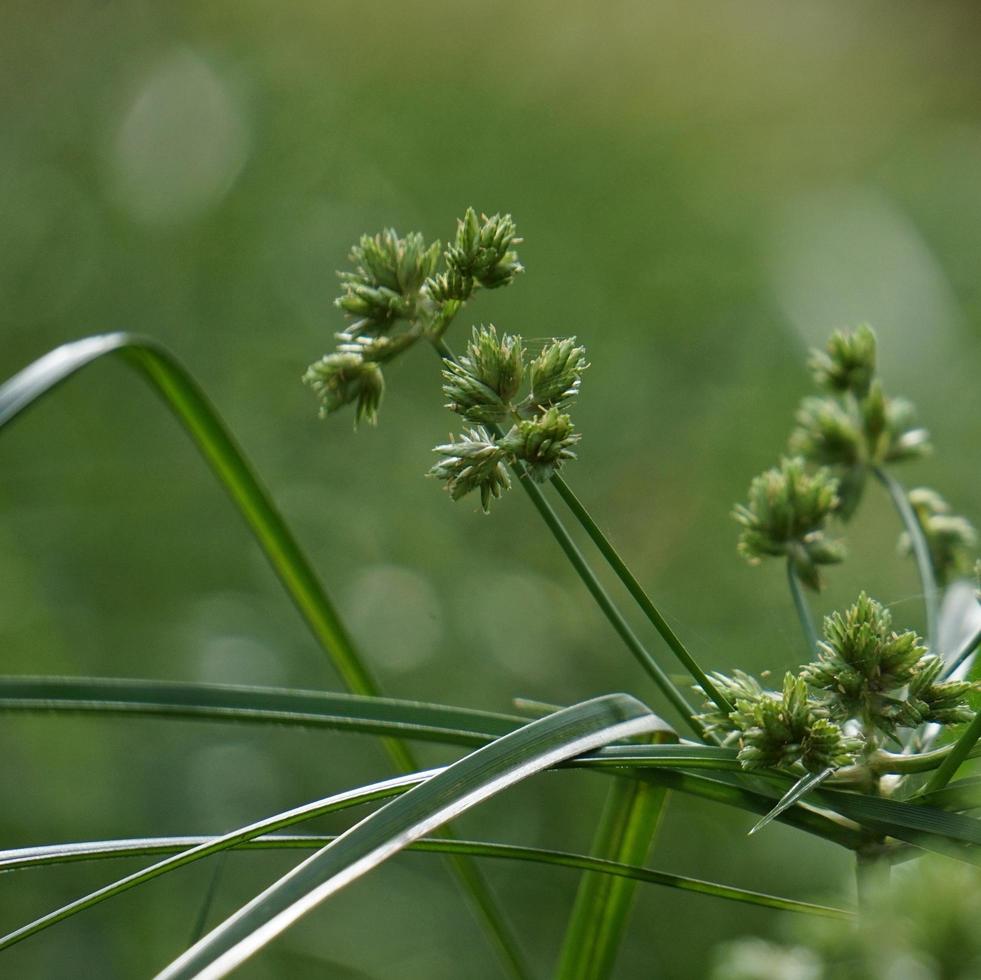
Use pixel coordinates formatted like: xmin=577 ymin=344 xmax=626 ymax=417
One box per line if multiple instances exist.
xmin=0 ymin=676 xmax=524 ymax=747
xmin=155 ymin=695 xmax=660 ymax=980
xmin=748 ymin=767 xmax=835 ymax=836
xmin=0 ymin=837 xmax=851 ymax=921
xmin=554 ymin=760 xmax=670 ymax=980
xmin=0 ymin=771 xmax=435 ymax=951
xmin=0 ymin=335 xmax=531 ymax=980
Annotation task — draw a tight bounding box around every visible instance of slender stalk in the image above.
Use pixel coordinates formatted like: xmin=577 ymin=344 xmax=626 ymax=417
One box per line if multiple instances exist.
xmin=555 ymin=739 xmax=670 ymax=980
xmin=786 ymin=559 xmax=819 ymax=655
xmin=430 ymin=338 xmax=701 ymax=737
xmin=873 ymin=466 xmax=938 ymax=651
xmin=549 ymin=476 xmax=732 ymax=714
xmin=943 ymin=625 xmax=981 ymax=680
xmin=920 ymin=710 xmax=981 ymax=796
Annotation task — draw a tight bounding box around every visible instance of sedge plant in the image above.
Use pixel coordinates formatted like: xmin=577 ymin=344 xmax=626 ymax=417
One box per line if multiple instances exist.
xmin=0 ymin=209 xmax=979 ymax=979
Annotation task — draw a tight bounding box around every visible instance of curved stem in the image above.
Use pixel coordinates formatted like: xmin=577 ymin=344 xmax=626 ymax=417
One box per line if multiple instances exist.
xmin=786 ymin=560 xmax=819 ymax=655
xmin=873 ymin=466 xmax=938 ymax=651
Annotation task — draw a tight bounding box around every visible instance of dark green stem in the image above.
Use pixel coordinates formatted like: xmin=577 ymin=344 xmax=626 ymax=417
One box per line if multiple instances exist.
xmin=921 ymin=710 xmax=981 ymax=796
xmin=549 ymin=476 xmax=732 ymax=714
xmin=943 ymin=626 xmax=981 ymax=680
xmin=873 ymin=466 xmax=938 ymax=651
xmin=786 ymin=559 xmax=819 ymax=655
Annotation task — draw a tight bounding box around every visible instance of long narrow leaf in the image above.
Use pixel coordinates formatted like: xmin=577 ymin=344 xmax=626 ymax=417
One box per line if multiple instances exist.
xmin=0 ymin=335 xmax=530 ymax=977
xmin=749 ymin=767 xmax=834 ymax=836
xmin=0 ymin=836 xmax=850 ymax=920
xmin=0 ymin=771 xmax=434 ymax=951
xmin=0 ymin=676 xmax=523 ymax=747
xmin=554 ymin=763 xmax=669 ymax=980
xmin=156 ymin=695 xmax=660 ymax=980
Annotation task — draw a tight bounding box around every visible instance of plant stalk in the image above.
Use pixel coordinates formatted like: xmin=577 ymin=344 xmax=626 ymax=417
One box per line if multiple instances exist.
xmin=873 ymin=466 xmax=938 ymax=652
xmin=786 ymin=559 xmax=819 ymax=655
xmin=430 ymin=338 xmax=701 ymax=736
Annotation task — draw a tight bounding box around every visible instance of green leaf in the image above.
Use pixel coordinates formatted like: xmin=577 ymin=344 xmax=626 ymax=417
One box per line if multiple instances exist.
xmin=555 ymin=743 xmax=670 ymax=980
xmin=0 ymin=335 xmax=531 ymax=980
xmin=0 ymin=836 xmax=850 ymax=921
xmin=748 ymin=767 xmax=834 ymax=836
xmin=0 ymin=676 xmax=523 ymax=747
xmin=156 ymin=695 xmax=659 ymax=980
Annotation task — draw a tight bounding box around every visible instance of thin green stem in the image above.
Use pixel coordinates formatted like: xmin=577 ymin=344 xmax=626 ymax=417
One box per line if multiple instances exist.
xmin=873 ymin=466 xmax=938 ymax=651
xmin=921 ymin=710 xmax=981 ymax=796
xmin=786 ymin=559 xmax=819 ymax=655
xmin=555 ymin=739 xmax=670 ymax=980
xmin=549 ymin=476 xmax=732 ymax=714
xmin=943 ymin=625 xmax=981 ymax=680
xmin=431 ymin=338 xmax=701 ymax=737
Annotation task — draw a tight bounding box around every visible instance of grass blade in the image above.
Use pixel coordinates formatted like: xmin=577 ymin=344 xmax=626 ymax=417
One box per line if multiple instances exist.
xmin=0 ymin=335 xmax=530 ymax=979
xmin=919 ymin=710 xmax=981 ymax=797
xmin=0 ymin=676 xmax=523 ymax=747
xmin=749 ymin=767 xmax=834 ymax=836
xmin=155 ymin=695 xmax=660 ymax=980
xmin=0 ymin=771 xmax=435 ymax=951
xmin=554 ymin=751 xmax=670 ymax=980
xmin=0 ymin=837 xmax=850 ymax=921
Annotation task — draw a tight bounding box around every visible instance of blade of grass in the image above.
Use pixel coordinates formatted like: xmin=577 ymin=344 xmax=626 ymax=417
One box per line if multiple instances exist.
xmin=748 ymin=767 xmax=834 ymax=836
xmin=918 ymin=710 xmax=981 ymax=797
xmin=639 ymin=769 xmax=864 ymax=849
xmin=0 ymin=335 xmax=530 ymax=980
xmin=0 ymin=836 xmax=850 ymax=921
xmin=0 ymin=676 xmax=524 ymax=747
xmin=554 ymin=746 xmax=670 ymax=980
xmin=873 ymin=466 xmax=938 ymax=651
xmin=154 ymin=695 xmax=660 ymax=980
xmin=0 ymin=770 xmax=435 ymax=951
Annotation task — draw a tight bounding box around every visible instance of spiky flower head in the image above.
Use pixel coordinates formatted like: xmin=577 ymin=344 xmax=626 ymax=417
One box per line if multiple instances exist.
xmin=303 ymin=352 xmax=384 ymax=426
xmin=526 ymin=337 xmax=589 ymax=412
xmin=801 ymin=592 xmax=926 ymax=727
xmin=430 ymin=428 xmax=512 ymax=513
xmin=903 ymin=655 xmax=975 ymax=727
xmin=861 ymin=380 xmax=931 ymax=464
xmin=441 ymin=325 xmax=524 ymax=424
xmin=734 ymin=457 xmax=844 ymax=590
xmin=336 ymin=229 xmax=440 ymax=335
xmin=732 ymin=673 xmax=860 ymax=773
xmin=901 ymin=488 xmax=978 ymax=587
xmin=499 ymin=407 xmax=580 ymax=482
xmin=693 ymin=670 xmax=768 ymax=745
xmin=444 ymin=208 xmax=523 ymax=291
xmin=809 ymin=324 xmax=877 ymax=396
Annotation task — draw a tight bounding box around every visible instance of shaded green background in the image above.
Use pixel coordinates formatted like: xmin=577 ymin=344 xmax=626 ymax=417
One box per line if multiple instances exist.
xmin=2 ymin=2 xmax=980 ymax=977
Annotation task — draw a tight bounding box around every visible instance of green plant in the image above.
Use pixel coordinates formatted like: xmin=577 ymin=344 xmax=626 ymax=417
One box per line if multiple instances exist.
xmin=1 ymin=211 xmax=979 ymax=980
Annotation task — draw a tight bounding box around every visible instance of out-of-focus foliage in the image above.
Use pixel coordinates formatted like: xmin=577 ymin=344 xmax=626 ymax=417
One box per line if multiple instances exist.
xmin=710 ymin=858 xmax=981 ymax=980
xmin=2 ymin=2 xmax=981 ymax=977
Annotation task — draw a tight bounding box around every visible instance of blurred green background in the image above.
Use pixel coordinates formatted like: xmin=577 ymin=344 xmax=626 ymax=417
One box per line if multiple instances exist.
xmin=2 ymin=2 xmax=980 ymax=977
